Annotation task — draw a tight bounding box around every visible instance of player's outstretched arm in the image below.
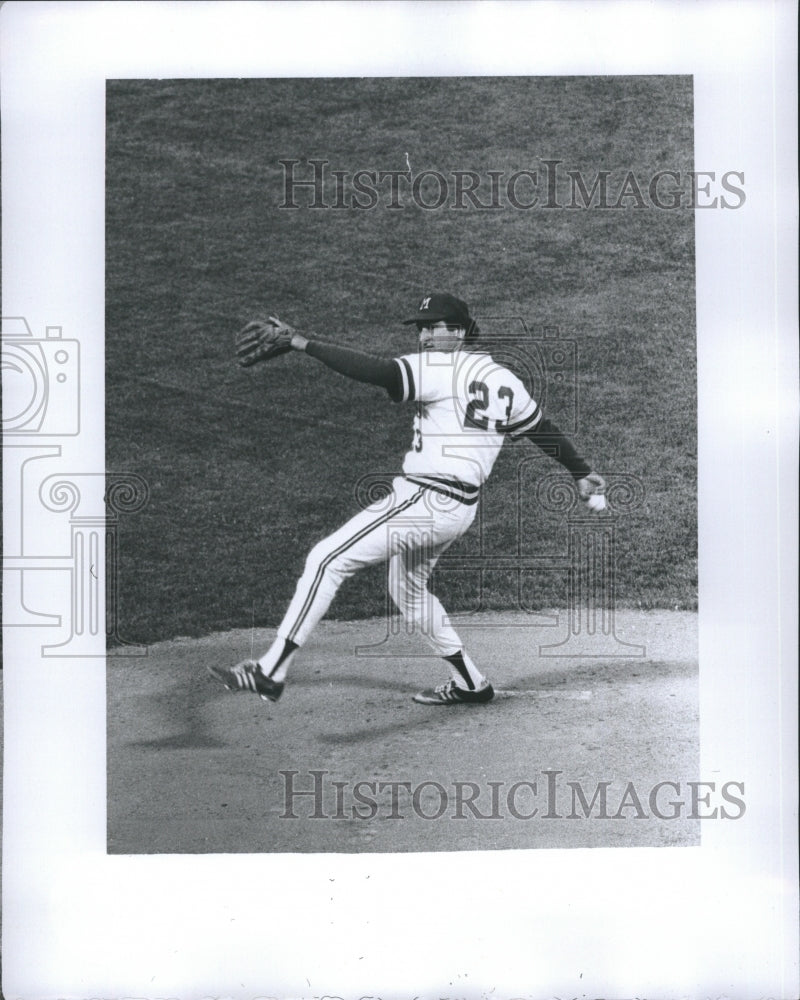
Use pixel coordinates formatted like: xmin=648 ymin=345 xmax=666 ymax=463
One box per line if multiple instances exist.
xmin=288 ymin=333 xmax=400 ymax=393
xmin=522 ymin=417 xmax=607 ymax=510
xmin=236 ymin=315 xmax=402 ymax=394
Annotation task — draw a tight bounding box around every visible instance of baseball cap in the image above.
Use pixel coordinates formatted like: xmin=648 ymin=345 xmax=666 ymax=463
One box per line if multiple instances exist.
xmin=402 ymin=292 xmax=475 ymax=329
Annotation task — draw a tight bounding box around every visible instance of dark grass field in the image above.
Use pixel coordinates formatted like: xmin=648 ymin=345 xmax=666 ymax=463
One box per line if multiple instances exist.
xmin=105 ymin=76 xmax=696 ymax=646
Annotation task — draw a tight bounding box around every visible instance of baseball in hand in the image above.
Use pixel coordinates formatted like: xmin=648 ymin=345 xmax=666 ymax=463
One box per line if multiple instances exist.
xmin=585 ymin=493 xmax=607 ymax=512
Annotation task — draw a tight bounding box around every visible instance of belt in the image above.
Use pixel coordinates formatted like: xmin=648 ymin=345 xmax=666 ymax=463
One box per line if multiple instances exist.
xmin=405 ymin=475 xmax=481 ymax=506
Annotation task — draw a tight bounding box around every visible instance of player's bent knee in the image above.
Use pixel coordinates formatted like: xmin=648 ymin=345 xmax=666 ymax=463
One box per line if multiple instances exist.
xmin=304 ymin=536 xmax=339 ymax=571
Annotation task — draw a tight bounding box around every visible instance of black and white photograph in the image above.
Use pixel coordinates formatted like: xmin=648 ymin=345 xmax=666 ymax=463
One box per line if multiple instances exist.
xmin=1 ymin=2 xmax=797 ymax=998
xmin=104 ymin=74 xmax=701 ymax=855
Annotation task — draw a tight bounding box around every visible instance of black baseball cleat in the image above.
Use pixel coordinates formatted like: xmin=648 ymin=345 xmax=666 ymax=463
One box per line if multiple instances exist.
xmin=208 ymin=659 xmax=284 ymax=703
xmin=413 ymin=679 xmax=495 ymax=705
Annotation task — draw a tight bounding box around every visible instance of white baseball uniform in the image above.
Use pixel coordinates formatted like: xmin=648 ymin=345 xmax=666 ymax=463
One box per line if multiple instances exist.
xmin=273 ymin=347 xmax=542 ymax=655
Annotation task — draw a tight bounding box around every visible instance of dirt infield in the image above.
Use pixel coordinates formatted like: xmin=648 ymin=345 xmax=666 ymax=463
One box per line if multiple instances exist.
xmin=107 ymin=610 xmax=698 ymax=854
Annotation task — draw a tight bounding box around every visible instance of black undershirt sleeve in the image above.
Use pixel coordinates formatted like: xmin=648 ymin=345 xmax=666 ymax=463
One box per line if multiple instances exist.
xmin=522 ymin=417 xmax=592 ymax=480
xmin=305 ymin=340 xmax=403 ymax=398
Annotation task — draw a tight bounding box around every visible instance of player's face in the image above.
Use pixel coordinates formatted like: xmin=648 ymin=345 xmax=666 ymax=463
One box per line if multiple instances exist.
xmin=417 ymin=321 xmax=466 ymax=352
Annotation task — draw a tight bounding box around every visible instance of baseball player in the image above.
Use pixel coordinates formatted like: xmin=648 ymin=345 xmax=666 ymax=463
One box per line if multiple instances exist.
xmin=210 ymin=293 xmax=606 ymax=706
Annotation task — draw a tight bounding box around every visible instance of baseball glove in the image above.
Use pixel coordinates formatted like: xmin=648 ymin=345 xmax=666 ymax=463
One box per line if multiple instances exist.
xmin=235 ymin=316 xmax=295 ymax=367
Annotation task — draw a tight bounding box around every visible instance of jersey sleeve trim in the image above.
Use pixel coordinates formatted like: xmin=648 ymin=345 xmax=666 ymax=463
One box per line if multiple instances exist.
xmin=505 ymin=404 xmax=542 ymax=438
xmin=392 ymin=356 xmax=416 ymax=403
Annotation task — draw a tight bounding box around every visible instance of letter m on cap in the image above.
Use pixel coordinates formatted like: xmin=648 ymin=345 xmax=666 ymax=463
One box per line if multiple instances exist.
xmin=420 ymin=296 xmax=431 ymax=310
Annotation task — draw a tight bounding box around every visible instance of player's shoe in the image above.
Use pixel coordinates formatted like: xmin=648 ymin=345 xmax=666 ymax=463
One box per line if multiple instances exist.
xmin=413 ymin=679 xmax=495 ymax=705
xmin=208 ymin=659 xmax=284 ymax=703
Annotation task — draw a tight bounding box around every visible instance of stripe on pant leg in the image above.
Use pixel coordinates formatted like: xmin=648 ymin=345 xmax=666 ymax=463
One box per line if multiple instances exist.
xmin=286 ymin=488 xmax=426 ymax=644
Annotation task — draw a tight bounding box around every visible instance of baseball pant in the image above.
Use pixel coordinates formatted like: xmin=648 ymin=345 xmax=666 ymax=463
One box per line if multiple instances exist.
xmin=277 ymin=477 xmax=476 ymax=655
